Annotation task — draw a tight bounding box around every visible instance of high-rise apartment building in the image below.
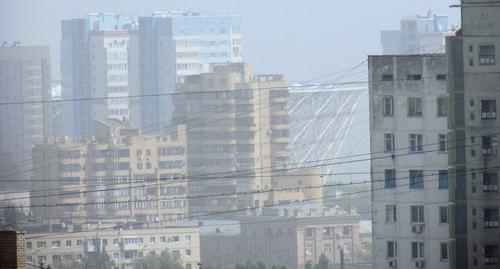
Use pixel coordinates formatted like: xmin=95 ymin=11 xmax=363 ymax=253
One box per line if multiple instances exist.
xmin=0 ymin=45 xmax=51 ymax=190
xmin=381 ymin=12 xmax=451 ymax=55
xmin=150 ymin=11 xmax=242 ymax=81
xmin=174 ymin=63 xmax=319 ymax=215
xmin=32 ymin=119 xmax=188 ymax=225
xmin=369 ymin=54 xmax=450 ymax=269
xmin=61 ymin=12 xmax=242 ymax=137
xmin=61 ymin=13 xmax=139 ymax=138
xmin=447 ymin=1 xmax=500 ymax=268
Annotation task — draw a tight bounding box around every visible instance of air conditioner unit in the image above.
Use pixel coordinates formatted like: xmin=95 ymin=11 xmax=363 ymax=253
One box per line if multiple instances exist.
xmin=389 ymin=260 xmax=397 ymax=268
xmin=411 ymin=223 xmax=424 ymax=233
xmin=415 ymin=260 xmax=426 ymax=268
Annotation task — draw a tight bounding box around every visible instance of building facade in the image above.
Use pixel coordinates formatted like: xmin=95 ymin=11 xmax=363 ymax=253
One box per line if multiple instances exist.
xmin=32 ymin=120 xmax=188 ymax=225
xmin=0 ymin=45 xmax=51 ymax=191
xmin=25 ymin=225 xmax=200 ymax=269
xmin=447 ymin=1 xmax=500 ymax=268
xmin=200 ymin=205 xmax=362 ymax=269
xmin=381 ymin=12 xmax=450 ymax=55
xmin=369 ymin=54 xmax=450 ymax=269
xmin=173 ymin=63 xmax=311 ymax=215
xmin=61 ymin=13 xmax=139 ymax=138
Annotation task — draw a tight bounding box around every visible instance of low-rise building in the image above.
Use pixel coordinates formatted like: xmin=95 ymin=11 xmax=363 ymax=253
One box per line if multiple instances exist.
xmin=25 ymin=225 xmax=200 ymax=269
xmin=32 ymin=119 xmax=188 ymax=225
xmin=200 ymin=204 xmax=362 ymax=269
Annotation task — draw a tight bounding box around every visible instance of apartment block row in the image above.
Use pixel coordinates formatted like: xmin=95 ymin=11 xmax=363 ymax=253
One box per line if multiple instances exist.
xmin=25 ymin=225 xmax=200 ymax=269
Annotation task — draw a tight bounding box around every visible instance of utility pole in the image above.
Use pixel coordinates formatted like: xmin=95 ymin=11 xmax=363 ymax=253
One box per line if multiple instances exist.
xmin=340 ymin=248 xmax=345 ymax=269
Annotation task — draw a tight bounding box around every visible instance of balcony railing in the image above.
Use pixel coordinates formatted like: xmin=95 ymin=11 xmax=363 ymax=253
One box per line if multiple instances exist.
xmin=483 ymin=184 xmax=498 ymax=192
xmin=481 ymin=111 xmax=497 ymax=120
xmin=484 ymin=256 xmax=500 ymax=264
xmin=480 ymin=55 xmax=496 ymax=65
xmin=484 ymin=220 xmax=499 ymax=228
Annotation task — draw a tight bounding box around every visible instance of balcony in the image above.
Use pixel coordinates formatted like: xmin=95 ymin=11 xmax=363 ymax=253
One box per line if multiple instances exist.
xmin=479 ymin=55 xmax=496 ymax=65
xmin=481 ymin=111 xmax=497 ymax=120
xmin=483 ymin=184 xmax=498 ymax=192
xmin=484 ymin=256 xmax=500 ymax=265
xmin=484 ymin=220 xmax=499 ymax=228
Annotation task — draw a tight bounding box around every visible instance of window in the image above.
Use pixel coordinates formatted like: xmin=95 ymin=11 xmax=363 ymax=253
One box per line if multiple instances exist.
xmin=411 ymin=242 xmax=425 ymax=259
xmin=484 ymin=245 xmax=500 ymax=264
xmin=26 ymin=242 xmax=32 ymax=250
xmin=441 ymin=242 xmax=449 ymax=261
xmin=481 ymin=100 xmax=497 ymax=119
xmin=479 ymin=45 xmax=496 ymax=65
xmin=52 ymin=241 xmax=61 ymax=248
xmin=385 ymin=133 xmax=395 ymax=152
xmin=185 ymin=235 xmax=191 ymax=242
xmin=37 ymin=241 xmax=46 ymax=248
xmin=382 ymin=74 xmax=394 ymax=81
xmin=439 ymin=170 xmax=449 ymax=189
xmin=53 ymin=255 xmax=61 ymax=263
xmin=436 ymin=74 xmax=447 ymax=80
xmin=305 ymin=245 xmax=313 ymax=255
xmin=77 ymin=254 xmax=83 ymax=260
xmin=76 ymin=240 xmax=83 ymax=248
xmin=150 ymin=237 xmax=156 ymax=243
xmin=38 ymin=256 xmax=47 ymax=263
xmin=114 ymin=253 xmax=120 ymax=260
xmin=409 ymin=170 xmax=424 ymax=189
xmin=437 ymin=96 xmax=447 ymax=117
xmin=408 ymin=97 xmax=423 ymax=116
xmin=482 ymin=136 xmax=497 ymax=155
xmin=411 ymin=205 xmax=425 ymax=223
xmin=439 ymin=134 xmax=447 ymax=152
xmin=186 ymin=264 xmax=192 ymax=269
xmin=323 ymin=227 xmax=333 ymax=238
xmin=383 ymin=96 xmax=394 ymax=117
xmin=409 ymin=134 xmax=423 ymax=152
xmin=407 ymin=74 xmax=422 ymax=81
xmin=306 ymin=228 xmax=315 ymax=238
xmin=161 ymin=237 xmax=166 ymax=243
xmin=324 ymin=244 xmax=332 ymax=253
xmin=186 ymin=249 xmax=192 ymax=256
xmin=483 ymin=172 xmax=498 ymax=192
xmin=113 ymin=239 xmax=119 ymax=245
xmin=386 ymin=205 xmax=397 ymax=223
xmin=387 ymin=241 xmax=397 ymax=258
xmin=440 ymin=206 xmax=449 ymax=224
xmin=66 ymin=240 xmax=71 ymax=247
xmin=343 ymin=226 xmax=352 ymax=235
xmin=385 ymin=169 xmax=396 ymax=188
xmin=484 ymin=208 xmax=499 ymax=228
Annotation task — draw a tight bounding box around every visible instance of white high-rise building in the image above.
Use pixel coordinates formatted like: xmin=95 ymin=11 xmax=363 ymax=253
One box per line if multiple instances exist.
xmin=369 ymin=54 xmax=450 ymax=269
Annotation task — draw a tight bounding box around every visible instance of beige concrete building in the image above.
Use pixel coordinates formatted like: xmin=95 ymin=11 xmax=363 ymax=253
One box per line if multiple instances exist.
xmin=447 ymin=1 xmax=500 ymax=268
xmin=174 ymin=63 xmax=318 ymax=215
xmin=25 ymin=225 xmax=200 ymax=269
xmin=32 ymin=119 xmax=188 ymax=225
xmin=199 ymin=205 xmax=362 ymax=269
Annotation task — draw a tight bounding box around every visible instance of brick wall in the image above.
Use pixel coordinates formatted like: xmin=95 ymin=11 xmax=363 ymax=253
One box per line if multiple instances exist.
xmin=0 ymin=230 xmax=26 ymax=269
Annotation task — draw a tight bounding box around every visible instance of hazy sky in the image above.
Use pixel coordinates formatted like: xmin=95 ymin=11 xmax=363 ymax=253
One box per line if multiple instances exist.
xmin=1 ymin=0 xmax=460 ymax=82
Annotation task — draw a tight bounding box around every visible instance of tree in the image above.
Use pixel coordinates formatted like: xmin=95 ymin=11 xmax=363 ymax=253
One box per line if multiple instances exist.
xmin=314 ymin=254 xmax=329 ymax=269
xmin=133 ymin=252 xmax=184 ymax=269
xmin=82 ymin=240 xmax=114 ymax=269
xmin=53 ymin=260 xmax=82 ymax=269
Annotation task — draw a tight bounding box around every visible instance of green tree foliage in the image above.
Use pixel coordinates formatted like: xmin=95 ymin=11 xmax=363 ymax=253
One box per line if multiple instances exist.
xmin=53 ymin=260 xmax=82 ymax=269
xmin=314 ymin=254 xmax=329 ymax=269
xmin=133 ymin=252 xmax=184 ymax=269
xmin=234 ymin=261 xmax=287 ymax=269
xmin=81 ymin=240 xmax=114 ymax=269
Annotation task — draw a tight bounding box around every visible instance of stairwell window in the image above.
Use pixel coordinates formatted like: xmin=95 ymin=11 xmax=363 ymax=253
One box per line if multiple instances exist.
xmin=383 ymin=96 xmax=394 ymax=117
xmin=438 ymin=134 xmax=447 ymax=153
xmin=479 ymin=45 xmax=496 ymax=65
xmin=387 ymin=241 xmax=397 ymax=258
xmin=437 ymin=96 xmax=447 ymax=117
xmin=440 ymin=242 xmax=449 ymax=261
xmin=439 ymin=206 xmax=449 ymax=224
xmin=439 ymin=170 xmax=449 ymax=189
xmin=385 ymin=133 xmax=395 ymax=152
xmin=385 ymin=169 xmax=396 ymax=188
xmin=386 ymin=205 xmax=397 ymax=223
